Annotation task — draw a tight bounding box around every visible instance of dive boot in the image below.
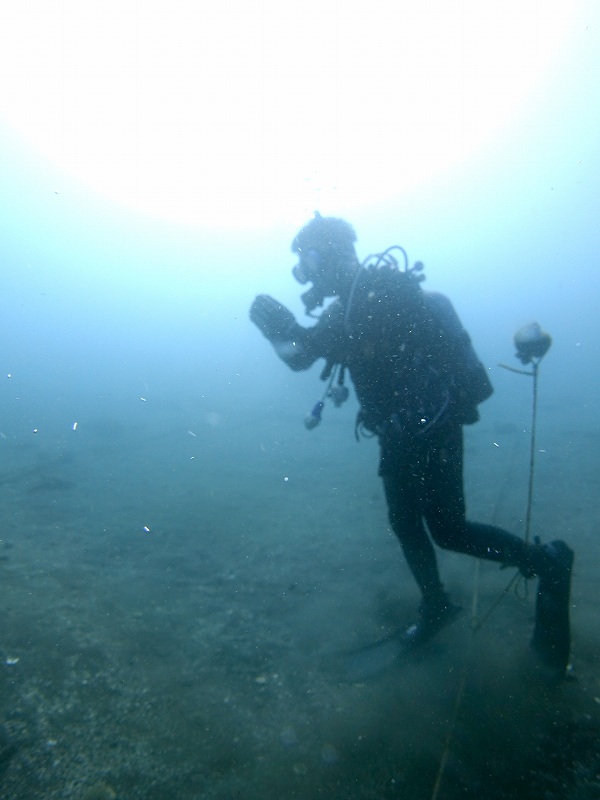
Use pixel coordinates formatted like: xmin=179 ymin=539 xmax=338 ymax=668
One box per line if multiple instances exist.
xmin=531 ymin=539 xmax=574 ymax=677
xmin=403 ymin=593 xmax=462 ymax=648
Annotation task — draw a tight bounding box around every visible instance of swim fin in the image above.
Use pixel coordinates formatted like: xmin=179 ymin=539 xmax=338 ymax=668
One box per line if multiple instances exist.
xmin=344 ymin=602 xmax=462 ymax=681
xmin=531 ymin=539 xmax=574 ymax=679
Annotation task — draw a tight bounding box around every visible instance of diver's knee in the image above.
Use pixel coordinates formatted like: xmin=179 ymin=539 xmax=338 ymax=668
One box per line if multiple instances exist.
xmin=387 ymin=512 xmax=417 ymax=545
xmin=429 ymin=526 xmax=463 ymax=551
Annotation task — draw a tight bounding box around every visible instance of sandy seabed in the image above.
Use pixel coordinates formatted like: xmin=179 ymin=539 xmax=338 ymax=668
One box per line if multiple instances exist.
xmin=1 ymin=400 xmax=600 ymax=800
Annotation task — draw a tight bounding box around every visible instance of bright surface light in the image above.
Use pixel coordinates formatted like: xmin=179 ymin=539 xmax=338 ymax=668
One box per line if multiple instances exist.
xmin=0 ymin=1 xmax=581 ymax=228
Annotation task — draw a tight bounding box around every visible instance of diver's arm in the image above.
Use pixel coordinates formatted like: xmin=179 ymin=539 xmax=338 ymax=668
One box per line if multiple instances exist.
xmin=249 ymin=294 xmax=322 ymax=371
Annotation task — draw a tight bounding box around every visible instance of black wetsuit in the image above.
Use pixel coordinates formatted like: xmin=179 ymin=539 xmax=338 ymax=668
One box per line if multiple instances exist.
xmin=269 ymin=267 xmax=533 ymax=603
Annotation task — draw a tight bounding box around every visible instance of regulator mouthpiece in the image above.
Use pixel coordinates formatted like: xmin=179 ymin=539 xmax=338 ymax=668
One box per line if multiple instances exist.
xmin=514 ymin=322 xmax=552 ymax=365
xmin=304 ymin=401 xmax=324 ymax=430
xmin=300 ymin=285 xmax=326 ymax=315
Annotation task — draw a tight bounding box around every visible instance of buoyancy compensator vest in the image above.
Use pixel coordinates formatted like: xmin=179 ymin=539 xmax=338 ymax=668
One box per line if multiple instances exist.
xmin=341 ymin=248 xmax=455 ymax=439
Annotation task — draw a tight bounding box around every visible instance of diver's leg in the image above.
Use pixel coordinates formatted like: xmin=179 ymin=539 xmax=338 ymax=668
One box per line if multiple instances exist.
xmin=422 ymin=424 xmax=534 ymax=568
xmin=382 ymin=471 xmax=445 ymax=600
xmin=379 ymin=427 xmax=464 ymax=644
xmin=423 ymin=423 xmax=574 ymax=675
xmin=382 ymin=469 xmax=460 ymax=639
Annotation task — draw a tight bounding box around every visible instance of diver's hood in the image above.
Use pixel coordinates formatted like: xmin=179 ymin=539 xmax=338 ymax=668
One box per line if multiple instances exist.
xmin=291 ymin=214 xmax=357 ymax=313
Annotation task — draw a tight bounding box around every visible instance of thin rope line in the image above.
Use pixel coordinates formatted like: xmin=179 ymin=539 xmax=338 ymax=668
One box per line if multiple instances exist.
xmin=523 ymin=361 xmax=538 ymax=545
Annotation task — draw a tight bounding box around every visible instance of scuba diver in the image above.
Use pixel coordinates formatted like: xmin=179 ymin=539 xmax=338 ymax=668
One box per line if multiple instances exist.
xmin=250 ymin=213 xmax=574 ymax=678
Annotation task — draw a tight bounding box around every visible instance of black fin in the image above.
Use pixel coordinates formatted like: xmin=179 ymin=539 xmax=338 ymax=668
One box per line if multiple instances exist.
xmin=531 ymin=540 xmax=574 ymax=679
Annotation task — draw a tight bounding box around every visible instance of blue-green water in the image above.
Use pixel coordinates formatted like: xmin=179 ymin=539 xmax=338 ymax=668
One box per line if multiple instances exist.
xmin=1 ymin=6 xmax=600 ymax=798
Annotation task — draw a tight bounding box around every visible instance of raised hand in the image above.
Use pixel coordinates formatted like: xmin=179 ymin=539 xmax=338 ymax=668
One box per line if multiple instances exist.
xmin=250 ymin=295 xmax=297 ymax=341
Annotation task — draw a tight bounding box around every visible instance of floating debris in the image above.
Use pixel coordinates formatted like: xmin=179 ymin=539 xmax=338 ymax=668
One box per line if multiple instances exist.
xmin=81 ymin=784 xmax=116 ymax=800
xmin=321 ymin=743 xmax=339 ymax=764
xmin=280 ymin=726 xmax=298 ymax=748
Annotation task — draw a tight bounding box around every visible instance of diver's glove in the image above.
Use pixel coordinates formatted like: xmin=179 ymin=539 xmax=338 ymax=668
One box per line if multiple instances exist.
xmin=250 ymin=295 xmax=297 ymax=341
